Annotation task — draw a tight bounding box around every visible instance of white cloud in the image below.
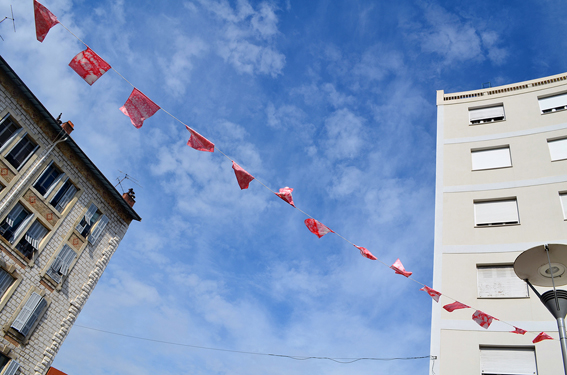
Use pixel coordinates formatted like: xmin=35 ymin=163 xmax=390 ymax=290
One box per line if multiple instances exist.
xmin=323 ymin=109 xmax=366 ymax=161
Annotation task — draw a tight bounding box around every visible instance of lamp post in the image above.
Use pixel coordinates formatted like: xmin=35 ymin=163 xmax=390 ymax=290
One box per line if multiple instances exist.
xmin=514 ymin=243 xmax=567 ymax=375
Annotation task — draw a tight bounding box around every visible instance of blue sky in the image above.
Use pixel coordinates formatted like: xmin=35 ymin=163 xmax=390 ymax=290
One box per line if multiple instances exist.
xmin=1 ymin=1 xmax=567 ymax=374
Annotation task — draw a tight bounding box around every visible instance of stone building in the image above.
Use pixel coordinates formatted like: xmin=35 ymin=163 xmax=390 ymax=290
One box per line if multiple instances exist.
xmin=431 ymin=73 xmax=567 ymax=374
xmin=0 ymin=56 xmax=140 ymax=375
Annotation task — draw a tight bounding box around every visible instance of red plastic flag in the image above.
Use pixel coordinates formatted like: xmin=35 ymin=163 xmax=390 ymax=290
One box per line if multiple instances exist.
xmin=511 ymin=327 xmax=527 ymax=335
xmin=304 ymin=218 xmax=333 ymax=238
xmin=232 ymin=161 xmax=254 ymax=189
xmin=34 ymin=0 xmax=59 ymax=42
xmin=533 ymin=332 xmax=553 ymax=343
xmin=186 ymin=126 xmax=214 ymax=152
xmin=120 ymin=88 xmax=160 ymax=128
xmin=355 ymin=245 xmax=377 ymax=260
xmin=472 ymin=310 xmax=496 ymax=329
xmin=443 ymin=301 xmax=470 ymax=312
xmin=390 ymin=258 xmax=412 ymax=277
xmin=420 ymin=286 xmax=441 ymax=302
xmin=69 ymin=47 xmax=111 ymax=85
xmin=275 ymin=187 xmax=295 ymax=207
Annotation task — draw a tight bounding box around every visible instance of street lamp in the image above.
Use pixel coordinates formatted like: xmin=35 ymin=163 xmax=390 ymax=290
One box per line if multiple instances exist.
xmin=514 ymin=243 xmax=567 ymax=375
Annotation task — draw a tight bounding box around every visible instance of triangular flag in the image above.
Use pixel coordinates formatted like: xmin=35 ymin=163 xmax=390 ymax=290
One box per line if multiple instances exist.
xmin=186 ymin=126 xmax=214 ymax=152
xmin=472 ymin=310 xmax=496 ymax=329
xmin=232 ymin=161 xmax=254 ymax=189
xmin=390 ymin=258 xmax=412 ymax=277
xmin=120 ymin=88 xmax=160 ymax=128
xmin=420 ymin=286 xmax=441 ymax=302
xmin=355 ymin=245 xmax=377 ymax=260
xmin=34 ymin=0 xmax=59 ymax=42
xmin=69 ymin=47 xmax=111 ymax=85
xmin=443 ymin=301 xmax=470 ymax=312
xmin=304 ymin=218 xmax=333 ymax=238
xmin=533 ymin=332 xmax=553 ymax=343
xmin=511 ymin=327 xmax=527 ymax=335
xmin=275 ymin=187 xmax=295 ymax=207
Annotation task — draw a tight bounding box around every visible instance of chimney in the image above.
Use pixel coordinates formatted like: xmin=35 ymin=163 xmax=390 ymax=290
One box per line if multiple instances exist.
xmin=61 ymin=121 xmax=74 ymax=135
xmin=122 ymin=188 xmax=136 ymax=208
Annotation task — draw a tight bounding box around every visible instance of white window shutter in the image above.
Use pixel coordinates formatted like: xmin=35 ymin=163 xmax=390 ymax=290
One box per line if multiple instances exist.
xmin=480 ymin=347 xmax=537 ymax=375
xmin=76 ymin=204 xmax=97 ymax=232
xmin=11 ymin=292 xmax=42 ymax=332
xmin=474 ymin=199 xmax=519 ymax=225
xmin=548 ymin=138 xmax=567 ymax=161
xmin=89 ymin=215 xmax=109 ymax=244
xmin=472 ymin=147 xmax=512 ymax=170
xmin=10 ymin=213 xmax=33 ymax=244
xmin=2 ymin=360 xmax=20 ymax=375
xmin=469 ymin=106 xmax=505 ymax=122
xmin=59 ymin=246 xmax=77 ymax=276
xmin=539 ymin=93 xmax=567 ymax=112
xmin=477 ymin=266 xmax=528 ymax=298
xmin=19 ymin=297 xmax=46 ymax=337
xmin=560 ymin=193 xmax=567 ymax=220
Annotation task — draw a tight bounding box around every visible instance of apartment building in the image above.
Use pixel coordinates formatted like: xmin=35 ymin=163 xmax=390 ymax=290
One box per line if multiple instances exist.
xmin=0 ymin=56 xmax=140 ymax=375
xmin=431 ymin=73 xmax=567 ymax=374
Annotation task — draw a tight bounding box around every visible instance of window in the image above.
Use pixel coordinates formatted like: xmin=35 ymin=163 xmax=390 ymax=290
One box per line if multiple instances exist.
xmin=0 ymin=203 xmax=33 ymax=244
xmin=46 ymin=245 xmax=76 ymax=284
xmin=15 ymin=221 xmax=48 ymax=259
xmin=0 ymin=354 xmax=19 ymax=375
xmin=561 ymin=193 xmax=567 ymax=220
xmin=472 ymin=147 xmax=512 ymax=170
xmin=0 ymin=115 xmax=22 ymax=151
xmin=474 ymin=199 xmax=519 ymax=226
xmin=469 ymin=105 xmax=505 ymax=124
xmin=10 ymin=292 xmax=47 ymax=339
xmin=5 ymin=134 xmax=38 ymax=170
xmin=76 ymin=203 xmax=108 ymax=242
xmin=539 ymin=92 xmax=567 ymax=114
xmin=480 ymin=347 xmax=537 ymax=375
xmin=33 ymin=162 xmax=64 ymax=197
xmin=50 ymin=179 xmax=77 ymax=213
xmin=477 ymin=265 xmax=528 ymax=298
xmin=547 ymin=138 xmax=567 ymax=161
xmin=0 ymin=269 xmax=14 ymax=300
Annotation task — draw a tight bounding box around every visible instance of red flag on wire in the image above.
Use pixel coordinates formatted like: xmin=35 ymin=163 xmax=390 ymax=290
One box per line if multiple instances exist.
xmin=533 ymin=332 xmax=553 ymax=343
xmin=472 ymin=310 xmax=495 ymax=329
xmin=69 ymin=47 xmax=111 ymax=86
xmin=420 ymin=286 xmax=441 ymax=302
xmin=443 ymin=301 xmax=470 ymax=312
xmin=34 ymin=0 xmax=59 ymax=42
xmin=275 ymin=187 xmax=295 ymax=207
xmin=186 ymin=126 xmax=214 ymax=152
xmin=511 ymin=327 xmax=527 ymax=335
xmin=390 ymin=258 xmax=412 ymax=277
xmin=355 ymin=245 xmax=377 ymax=260
xmin=232 ymin=161 xmax=254 ymax=189
xmin=120 ymin=88 xmax=160 ymax=128
xmin=304 ymin=218 xmax=333 ymax=238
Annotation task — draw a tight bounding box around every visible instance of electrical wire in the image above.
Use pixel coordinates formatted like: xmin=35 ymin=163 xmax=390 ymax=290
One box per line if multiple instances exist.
xmin=74 ymin=324 xmax=431 ymax=364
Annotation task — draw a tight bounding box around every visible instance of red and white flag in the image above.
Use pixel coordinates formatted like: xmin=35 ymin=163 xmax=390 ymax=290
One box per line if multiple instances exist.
xmin=511 ymin=327 xmax=527 ymax=335
xmin=69 ymin=47 xmax=111 ymax=85
xmin=275 ymin=187 xmax=295 ymax=207
xmin=533 ymin=332 xmax=553 ymax=343
xmin=443 ymin=301 xmax=470 ymax=312
xmin=232 ymin=161 xmax=254 ymax=189
xmin=186 ymin=126 xmax=214 ymax=152
xmin=120 ymin=88 xmax=160 ymax=128
xmin=34 ymin=0 xmax=59 ymax=42
xmin=420 ymin=286 xmax=441 ymax=302
xmin=390 ymin=258 xmax=412 ymax=277
xmin=304 ymin=218 xmax=333 ymax=238
xmin=355 ymin=245 xmax=377 ymax=260
xmin=472 ymin=310 xmax=495 ymax=329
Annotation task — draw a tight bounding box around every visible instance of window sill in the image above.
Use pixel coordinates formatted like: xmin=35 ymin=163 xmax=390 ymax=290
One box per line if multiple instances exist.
xmin=477 ymin=296 xmax=530 ymax=299
xmin=472 ymin=165 xmax=513 ymax=171
xmin=475 ymin=223 xmax=520 ymax=228
xmin=469 ymin=119 xmax=505 ymax=126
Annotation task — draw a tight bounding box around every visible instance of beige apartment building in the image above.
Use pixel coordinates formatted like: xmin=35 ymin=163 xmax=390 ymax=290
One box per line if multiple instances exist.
xmin=431 ymin=73 xmax=567 ymax=374
xmin=0 ymin=56 xmax=140 ymax=375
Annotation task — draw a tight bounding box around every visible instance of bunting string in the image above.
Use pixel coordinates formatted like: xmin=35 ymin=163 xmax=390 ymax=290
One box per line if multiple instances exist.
xmin=32 ymin=0 xmax=554 ymax=345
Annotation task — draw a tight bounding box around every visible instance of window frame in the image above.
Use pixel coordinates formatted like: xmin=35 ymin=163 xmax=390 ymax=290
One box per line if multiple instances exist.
xmin=0 ymin=114 xmax=23 ymax=154
xmin=474 ymin=198 xmax=520 ymax=227
xmin=480 ymin=346 xmax=538 ymax=375
xmin=547 ymin=137 xmax=567 ymax=162
xmin=469 ymin=104 xmax=505 ymax=125
xmin=561 ymin=192 xmax=567 ymax=221
xmin=49 ymin=178 xmax=78 ymax=214
xmin=539 ymin=91 xmax=567 ymax=114
xmin=7 ymin=289 xmax=50 ymax=344
xmin=471 ymin=146 xmax=512 ymax=171
xmin=0 ymin=203 xmax=34 ymax=245
xmin=45 ymin=245 xmax=77 ymax=285
xmin=32 ymin=161 xmax=65 ymax=198
xmin=3 ymin=133 xmax=38 ymax=171
xmin=477 ymin=264 xmax=529 ymax=299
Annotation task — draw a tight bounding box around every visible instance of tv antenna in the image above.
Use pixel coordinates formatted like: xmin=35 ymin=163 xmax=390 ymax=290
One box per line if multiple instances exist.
xmin=115 ymin=170 xmax=142 ymax=194
xmin=0 ymin=6 xmax=16 ymax=41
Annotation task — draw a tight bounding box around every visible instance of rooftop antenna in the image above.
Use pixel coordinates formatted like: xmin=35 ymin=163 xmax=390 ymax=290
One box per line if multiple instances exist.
xmin=482 ymin=81 xmax=492 ymax=89
xmin=0 ymin=6 xmax=16 ymax=41
xmin=115 ymin=170 xmax=142 ymax=194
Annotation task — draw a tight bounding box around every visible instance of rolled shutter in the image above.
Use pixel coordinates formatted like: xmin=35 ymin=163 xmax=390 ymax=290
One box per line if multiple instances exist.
xmin=89 ymin=215 xmax=109 ymax=244
xmin=11 ymin=292 xmax=42 ymax=332
xmin=474 ymin=200 xmax=519 ymax=225
xmin=480 ymin=347 xmax=537 ymax=375
xmin=539 ymin=93 xmax=567 ymax=112
xmin=477 ymin=266 xmax=528 ymax=298
xmin=548 ymin=138 xmax=567 ymax=161
xmin=3 ymin=360 xmax=20 ymax=375
xmin=469 ymin=106 xmax=504 ymax=122
xmin=471 ymin=147 xmax=512 ymax=170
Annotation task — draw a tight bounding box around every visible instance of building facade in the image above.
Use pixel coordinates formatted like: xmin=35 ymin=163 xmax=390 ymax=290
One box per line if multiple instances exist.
xmin=431 ymin=73 xmax=567 ymax=374
xmin=0 ymin=56 xmax=140 ymax=375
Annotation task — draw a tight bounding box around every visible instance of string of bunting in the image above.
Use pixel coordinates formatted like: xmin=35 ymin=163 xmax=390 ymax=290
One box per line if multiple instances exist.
xmin=33 ymin=0 xmax=555 ymax=345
